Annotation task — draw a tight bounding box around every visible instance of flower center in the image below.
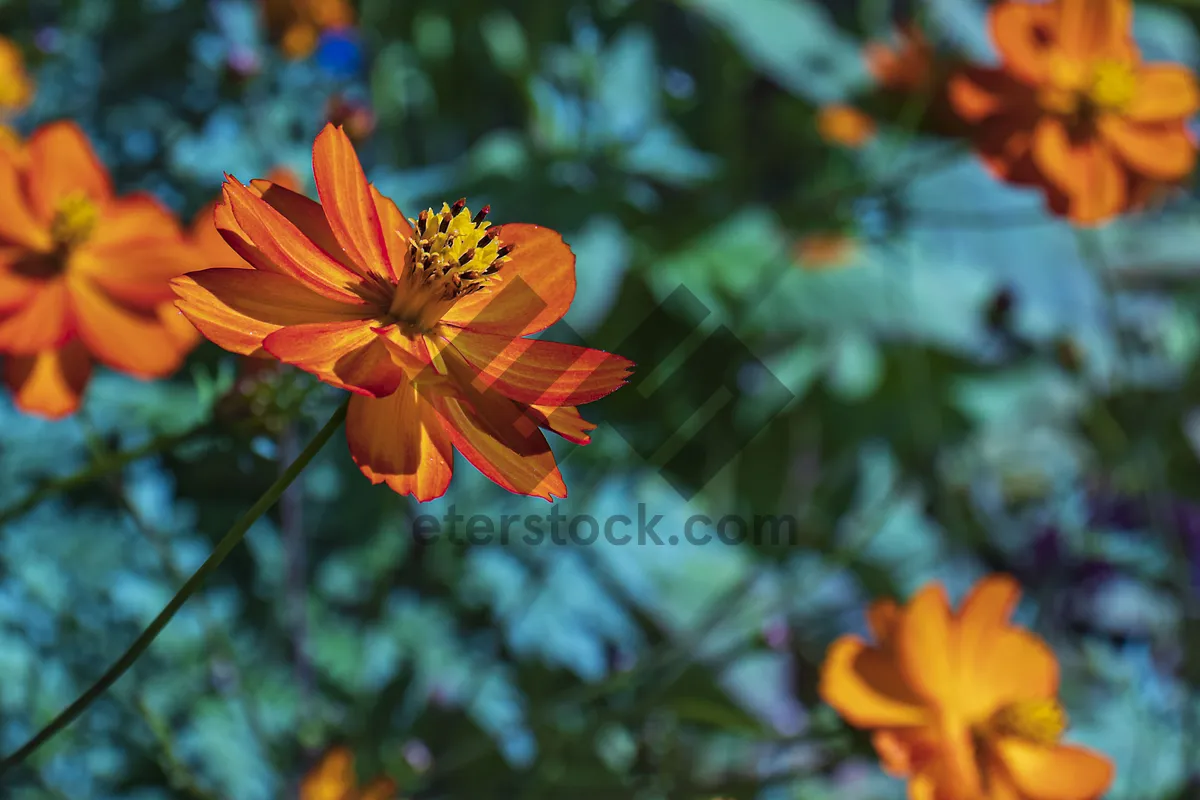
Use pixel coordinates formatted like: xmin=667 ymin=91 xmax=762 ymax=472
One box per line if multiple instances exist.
xmin=987 ymin=698 xmax=1068 ymax=746
xmin=388 ymin=198 xmax=512 ymax=332
xmin=50 ymin=192 xmax=99 ymax=250
xmin=1087 ymin=59 xmax=1137 ymax=111
xmin=1040 ymin=56 xmax=1137 ymax=118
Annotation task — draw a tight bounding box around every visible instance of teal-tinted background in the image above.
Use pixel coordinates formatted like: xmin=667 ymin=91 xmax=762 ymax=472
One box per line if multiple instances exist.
xmin=1 ymin=0 xmax=1198 ymax=797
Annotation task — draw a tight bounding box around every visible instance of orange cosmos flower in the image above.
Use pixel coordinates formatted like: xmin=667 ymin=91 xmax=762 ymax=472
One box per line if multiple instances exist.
xmin=948 ymin=0 xmax=1199 ymax=225
xmin=0 ymin=37 xmax=34 ymax=114
xmin=819 ymin=574 xmax=1114 ymax=800
xmin=172 ymin=124 xmax=633 ymax=501
xmin=864 ymin=23 xmax=934 ymax=91
xmin=817 ymin=104 xmax=876 ymax=148
xmin=301 ymin=746 xmax=397 ymax=800
xmin=262 ymin=0 xmax=355 ymax=59
xmin=0 ymin=122 xmax=200 ymax=418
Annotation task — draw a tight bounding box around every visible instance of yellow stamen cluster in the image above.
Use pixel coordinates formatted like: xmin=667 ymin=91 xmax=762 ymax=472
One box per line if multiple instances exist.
xmin=988 ymin=698 xmax=1068 ymax=746
xmin=403 ymin=199 xmax=510 ymax=301
xmin=50 ymin=191 xmax=99 ymax=249
xmin=1088 ymin=59 xmax=1137 ymax=111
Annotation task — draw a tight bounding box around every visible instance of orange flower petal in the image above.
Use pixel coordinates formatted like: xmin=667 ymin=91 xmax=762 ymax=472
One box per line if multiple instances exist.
xmin=1126 ymin=64 xmax=1200 ymax=122
xmin=372 ymin=324 xmax=433 ymax=374
xmin=249 ymin=178 xmax=364 ymax=278
xmin=446 ymin=328 xmax=633 ymax=407
xmin=359 ymin=777 xmax=398 ymax=800
xmin=346 ymin=382 xmax=453 ymax=501
xmin=432 ymin=353 xmax=567 ymax=499
xmin=1055 ymin=0 xmax=1135 ymax=62
xmin=434 ymin=393 xmax=567 ymax=500
xmin=441 ymin=224 xmax=576 ymax=335
xmin=25 ymin=121 xmax=112 ymax=220
xmin=1031 ymin=118 xmax=1126 ymax=224
xmin=817 ymin=105 xmax=876 ymax=148
xmin=894 ymin=583 xmax=957 ymax=707
xmin=310 ymin=124 xmax=394 ymax=281
xmin=0 ymin=263 xmax=40 ymax=313
xmin=989 ymin=0 xmax=1054 ymax=84
xmin=936 ymin=723 xmax=986 ymax=800
xmin=994 ymin=739 xmax=1115 ymax=800
xmin=69 ymin=276 xmax=186 ymax=377
xmin=213 ymin=194 xmax=284 ymax=273
xmin=818 ymin=636 xmax=927 ymax=728
xmin=262 ymin=320 xmax=407 ymax=397
xmin=1100 ymin=117 xmax=1196 ymax=180
xmin=0 ymin=157 xmax=51 ymax=250
xmin=74 ymin=195 xmax=203 ymax=309
xmin=171 ymin=268 xmax=371 ymax=356
xmin=371 ymin=185 xmax=413 ymax=283
xmin=221 ymin=177 xmax=368 ymax=303
xmin=3 ymin=339 xmax=91 ymax=419
xmin=0 ymin=279 xmax=70 ymax=354
xmin=299 ymin=746 xmax=355 ymax=800
xmin=954 ymin=576 xmax=1059 ymax=719
xmin=527 ymin=403 xmax=596 ymax=445
xmin=872 ymin=728 xmax=940 ymax=778
xmin=947 ymin=67 xmax=1021 ymax=124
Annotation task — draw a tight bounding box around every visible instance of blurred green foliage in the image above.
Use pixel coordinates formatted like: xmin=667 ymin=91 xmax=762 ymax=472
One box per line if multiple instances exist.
xmin=1 ymin=0 xmax=1199 ymax=798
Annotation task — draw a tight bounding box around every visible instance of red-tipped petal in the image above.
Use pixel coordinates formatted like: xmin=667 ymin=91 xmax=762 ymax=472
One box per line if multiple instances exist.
xmin=441 ymin=224 xmax=576 ymax=335
xmin=447 ymin=328 xmax=632 ymax=406
xmin=346 ymin=383 xmax=454 ymax=502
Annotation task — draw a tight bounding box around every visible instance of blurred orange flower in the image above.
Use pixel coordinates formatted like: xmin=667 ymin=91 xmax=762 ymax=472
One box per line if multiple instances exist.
xmin=190 ymin=166 xmax=303 ymax=269
xmin=262 ymin=0 xmax=354 ymax=59
xmin=172 ymin=124 xmax=633 ymax=501
xmin=300 ymin=746 xmax=396 ymax=800
xmin=0 ymin=37 xmax=34 ymax=113
xmin=817 ymin=104 xmax=876 ymax=148
xmin=819 ymin=574 xmax=1114 ymax=800
xmin=864 ymin=23 xmax=933 ymax=91
xmin=0 ymin=122 xmax=200 ymax=418
xmin=794 ymin=233 xmax=857 ymax=270
xmin=949 ymin=0 xmax=1199 ymax=225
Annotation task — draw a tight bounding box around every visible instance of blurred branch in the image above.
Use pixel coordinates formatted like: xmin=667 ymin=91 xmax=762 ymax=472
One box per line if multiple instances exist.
xmin=0 ymin=398 xmax=350 ymax=779
xmin=0 ymin=421 xmax=215 ymax=529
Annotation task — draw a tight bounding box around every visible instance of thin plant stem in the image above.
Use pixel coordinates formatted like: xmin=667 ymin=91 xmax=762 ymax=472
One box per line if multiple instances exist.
xmin=0 ymin=398 xmax=350 ymax=778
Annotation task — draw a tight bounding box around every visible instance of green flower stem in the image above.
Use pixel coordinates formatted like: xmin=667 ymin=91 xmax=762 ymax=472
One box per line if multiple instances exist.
xmin=0 ymin=398 xmax=350 ymax=778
